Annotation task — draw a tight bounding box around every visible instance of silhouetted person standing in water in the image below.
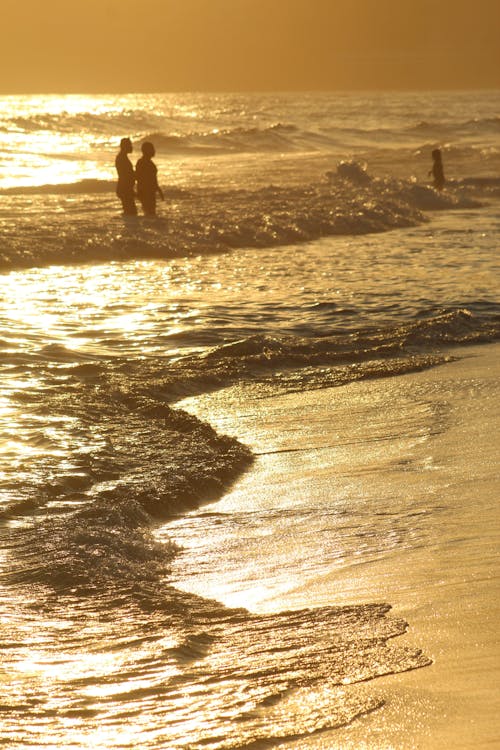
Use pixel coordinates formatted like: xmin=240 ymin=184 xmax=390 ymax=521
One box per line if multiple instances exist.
xmin=136 ymin=141 xmax=164 ymax=216
xmin=430 ymin=148 xmax=445 ymax=190
xmin=115 ymin=137 xmax=137 ymax=215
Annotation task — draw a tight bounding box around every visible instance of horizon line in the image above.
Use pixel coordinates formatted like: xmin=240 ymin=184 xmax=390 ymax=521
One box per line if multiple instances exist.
xmin=1 ymin=86 xmax=499 ymax=97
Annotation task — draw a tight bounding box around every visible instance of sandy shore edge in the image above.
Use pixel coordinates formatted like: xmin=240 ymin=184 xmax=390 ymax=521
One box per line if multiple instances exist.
xmin=172 ymin=342 xmax=500 ymax=749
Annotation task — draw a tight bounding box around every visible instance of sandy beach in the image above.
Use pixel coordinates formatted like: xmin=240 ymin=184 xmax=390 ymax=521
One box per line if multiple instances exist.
xmin=166 ymin=342 xmax=500 ymax=748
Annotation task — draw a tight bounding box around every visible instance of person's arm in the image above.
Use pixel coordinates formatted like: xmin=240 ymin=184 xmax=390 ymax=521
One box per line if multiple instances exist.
xmin=135 ymin=159 xmax=143 ymax=194
xmin=154 ymin=164 xmax=164 ymax=200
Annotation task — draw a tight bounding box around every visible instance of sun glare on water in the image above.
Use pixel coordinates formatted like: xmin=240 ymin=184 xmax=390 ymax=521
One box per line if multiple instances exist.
xmin=0 ymin=94 xmax=131 ymax=189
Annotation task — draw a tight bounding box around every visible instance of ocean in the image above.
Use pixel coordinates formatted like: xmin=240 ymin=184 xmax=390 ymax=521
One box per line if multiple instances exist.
xmin=0 ymin=91 xmax=499 ymax=748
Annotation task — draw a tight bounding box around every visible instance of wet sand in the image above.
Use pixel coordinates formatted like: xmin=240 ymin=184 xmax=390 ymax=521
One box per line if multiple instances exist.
xmin=169 ymin=343 xmax=500 ymax=748
xmin=282 ymin=344 xmax=500 ymax=749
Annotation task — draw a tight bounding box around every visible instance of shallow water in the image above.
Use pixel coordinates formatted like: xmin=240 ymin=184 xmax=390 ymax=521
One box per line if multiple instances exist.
xmin=1 ymin=90 xmax=499 ymax=748
xmin=1 ymin=204 xmax=499 ymax=359
xmin=1 ymin=201 xmax=498 ymax=515
xmin=1 ymin=217 xmax=498 ymax=747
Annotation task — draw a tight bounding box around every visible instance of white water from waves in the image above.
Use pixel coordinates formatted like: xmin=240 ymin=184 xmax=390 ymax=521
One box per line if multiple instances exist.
xmin=1 ymin=90 xmax=499 ymax=190
xmin=0 ymin=91 xmax=499 ymax=749
xmin=1 ymin=91 xmax=499 ymax=271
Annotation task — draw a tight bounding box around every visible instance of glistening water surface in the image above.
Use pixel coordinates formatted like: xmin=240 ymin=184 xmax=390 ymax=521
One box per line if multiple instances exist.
xmin=2 ymin=205 xmax=498 ymax=361
xmin=1 ymin=89 xmax=499 ymax=748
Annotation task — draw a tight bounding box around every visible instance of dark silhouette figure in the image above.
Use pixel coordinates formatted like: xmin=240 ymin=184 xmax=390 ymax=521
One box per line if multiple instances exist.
xmin=136 ymin=142 xmax=164 ymax=216
xmin=430 ymin=148 xmax=445 ymax=190
xmin=115 ymin=137 xmax=137 ymax=215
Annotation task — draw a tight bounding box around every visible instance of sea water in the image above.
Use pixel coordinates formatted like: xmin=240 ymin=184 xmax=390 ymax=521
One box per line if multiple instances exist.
xmin=0 ymin=91 xmax=499 ymax=748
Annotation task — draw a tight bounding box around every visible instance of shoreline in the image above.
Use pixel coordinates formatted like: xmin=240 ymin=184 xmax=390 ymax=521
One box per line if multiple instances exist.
xmin=168 ymin=342 xmax=500 ymax=748
xmin=285 ymin=343 xmax=500 ymax=749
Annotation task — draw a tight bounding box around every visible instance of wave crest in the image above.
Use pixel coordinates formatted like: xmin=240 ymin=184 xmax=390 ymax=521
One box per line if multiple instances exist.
xmin=0 ymin=164 xmax=427 ymax=269
xmin=0 ymin=162 xmax=491 ymax=271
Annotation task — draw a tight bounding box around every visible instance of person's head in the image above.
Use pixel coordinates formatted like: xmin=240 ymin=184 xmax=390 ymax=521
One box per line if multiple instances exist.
xmin=432 ymin=148 xmax=442 ymax=162
xmin=120 ymin=137 xmax=133 ymax=153
xmin=141 ymin=141 xmax=155 ymax=159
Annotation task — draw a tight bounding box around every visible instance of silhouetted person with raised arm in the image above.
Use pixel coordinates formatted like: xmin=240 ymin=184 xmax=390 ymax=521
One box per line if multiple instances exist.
xmin=430 ymin=148 xmax=445 ymax=190
xmin=115 ymin=137 xmax=137 ymax=215
xmin=136 ymin=141 xmax=164 ymax=216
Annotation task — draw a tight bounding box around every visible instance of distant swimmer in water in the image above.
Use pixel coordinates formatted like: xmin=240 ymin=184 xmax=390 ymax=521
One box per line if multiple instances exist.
xmin=115 ymin=137 xmax=137 ymax=215
xmin=429 ymin=148 xmax=445 ymax=190
xmin=136 ymin=141 xmax=164 ymax=217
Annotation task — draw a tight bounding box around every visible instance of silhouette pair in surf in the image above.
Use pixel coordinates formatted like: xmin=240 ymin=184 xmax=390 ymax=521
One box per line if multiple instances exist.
xmin=115 ymin=138 xmax=164 ymax=216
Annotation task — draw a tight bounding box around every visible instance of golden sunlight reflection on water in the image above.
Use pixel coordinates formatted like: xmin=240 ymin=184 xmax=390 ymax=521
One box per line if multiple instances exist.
xmin=1 ymin=261 xmax=186 ymax=356
xmin=1 ymin=94 xmax=140 ymax=189
xmin=0 ymin=260 xmax=208 ymax=513
xmin=163 ymin=372 xmax=439 ymax=613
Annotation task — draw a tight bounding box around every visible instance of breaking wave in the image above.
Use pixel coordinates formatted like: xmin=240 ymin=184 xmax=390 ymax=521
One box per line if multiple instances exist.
xmin=144 ymin=123 xmax=303 ymax=155
xmin=4 ymin=107 xmax=499 ymax=153
xmin=0 ymin=163 xmax=488 ymax=271
xmin=1 ymin=109 xmax=167 ymax=135
xmin=1 ymin=306 xmax=440 ymax=748
xmin=3 ymin=307 xmax=498 ymax=571
xmin=409 ymin=115 xmax=500 ymax=136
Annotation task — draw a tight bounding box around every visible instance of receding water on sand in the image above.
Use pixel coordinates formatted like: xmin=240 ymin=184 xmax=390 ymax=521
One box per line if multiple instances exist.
xmin=165 ymin=344 xmax=500 ymax=748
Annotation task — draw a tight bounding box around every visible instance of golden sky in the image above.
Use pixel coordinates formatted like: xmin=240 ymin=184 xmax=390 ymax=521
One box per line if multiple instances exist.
xmin=2 ymin=0 xmax=499 ymax=92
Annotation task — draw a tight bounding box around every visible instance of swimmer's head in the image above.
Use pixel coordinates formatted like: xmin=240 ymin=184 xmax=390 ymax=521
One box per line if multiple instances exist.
xmin=120 ymin=137 xmax=133 ymax=153
xmin=141 ymin=141 xmax=155 ymax=158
